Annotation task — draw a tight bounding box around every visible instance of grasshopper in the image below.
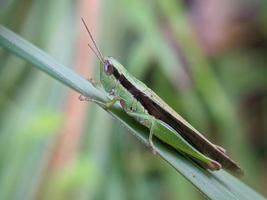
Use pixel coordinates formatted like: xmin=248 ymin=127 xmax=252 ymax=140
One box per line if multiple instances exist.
xmin=81 ymin=18 xmax=243 ymax=175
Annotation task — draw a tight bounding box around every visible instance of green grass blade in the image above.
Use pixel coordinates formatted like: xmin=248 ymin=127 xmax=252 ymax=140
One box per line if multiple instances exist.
xmin=0 ymin=25 xmax=106 ymax=103
xmin=0 ymin=25 xmax=265 ymax=200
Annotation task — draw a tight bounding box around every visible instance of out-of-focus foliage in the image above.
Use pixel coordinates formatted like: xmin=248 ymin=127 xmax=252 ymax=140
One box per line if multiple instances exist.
xmin=0 ymin=0 xmax=267 ymax=200
xmin=1 ymin=25 xmax=264 ymax=200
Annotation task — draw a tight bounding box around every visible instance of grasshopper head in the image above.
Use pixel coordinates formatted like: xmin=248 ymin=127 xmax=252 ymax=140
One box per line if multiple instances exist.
xmin=100 ymin=57 xmax=128 ymax=95
xmin=81 ymin=18 xmax=122 ymax=95
xmin=100 ymin=57 xmax=120 ymax=95
xmin=103 ymin=57 xmax=115 ymax=76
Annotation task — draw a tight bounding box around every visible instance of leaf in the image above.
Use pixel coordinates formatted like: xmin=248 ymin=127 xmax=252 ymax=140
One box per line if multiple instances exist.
xmin=0 ymin=25 xmax=265 ymax=200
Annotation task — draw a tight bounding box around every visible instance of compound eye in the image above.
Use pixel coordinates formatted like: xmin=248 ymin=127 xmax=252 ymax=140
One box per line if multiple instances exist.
xmin=104 ymin=61 xmax=114 ymax=75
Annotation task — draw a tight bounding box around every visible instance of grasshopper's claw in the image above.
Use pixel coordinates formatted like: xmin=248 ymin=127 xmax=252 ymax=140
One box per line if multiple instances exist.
xmin=79 ymin=95 xmax=92 ymax=101
xmin=79 ymin=94 xmax=106 ymax=107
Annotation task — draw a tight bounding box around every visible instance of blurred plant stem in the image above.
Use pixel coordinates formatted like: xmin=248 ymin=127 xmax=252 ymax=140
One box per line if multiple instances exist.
xmin=158 ymin=0 xmax=258 ymax=185
xmin=35 ymin=0 xmax=102 ymax=199
xmin=0 ymin=0 xmax=267 ymax=199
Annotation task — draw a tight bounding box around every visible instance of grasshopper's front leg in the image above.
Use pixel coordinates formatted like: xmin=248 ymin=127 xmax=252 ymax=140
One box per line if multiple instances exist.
xmin=87 ymin=77 xmax=102 ymax=89
xmin=79 ymin=94 xmax=122 ymax=109
xmin=79 ymin=76 xmax=125 ymax=107
xmin=79 ymin=78 xmax=103 ymax=102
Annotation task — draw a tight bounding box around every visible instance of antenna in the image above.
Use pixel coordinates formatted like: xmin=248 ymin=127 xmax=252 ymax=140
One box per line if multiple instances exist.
xmin=81 ymin=17 xmax=104 ymax=63
xmin=87 ymin=43 xmax=102 ymax=62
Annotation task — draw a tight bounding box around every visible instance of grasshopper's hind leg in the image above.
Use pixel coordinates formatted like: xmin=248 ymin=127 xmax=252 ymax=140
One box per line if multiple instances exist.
xmin=134 ymin=113 xmax=158 ymax=155
xmin=119 ymin=101 xmax=158 ymax=154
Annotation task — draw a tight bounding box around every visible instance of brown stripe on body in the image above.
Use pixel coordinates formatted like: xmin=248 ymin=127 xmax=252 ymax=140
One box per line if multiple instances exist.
xmin=110 ymin=65 xmax=240 ymax=173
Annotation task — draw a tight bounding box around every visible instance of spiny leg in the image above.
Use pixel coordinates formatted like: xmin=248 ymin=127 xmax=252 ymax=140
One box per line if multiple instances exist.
xmin=119 ymin=105 xmax=157 ymax=155
xmin=123 ymin=110 xmax=222 ymax=170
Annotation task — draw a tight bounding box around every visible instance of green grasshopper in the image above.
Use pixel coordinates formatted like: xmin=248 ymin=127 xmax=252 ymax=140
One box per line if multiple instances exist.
xmin=81 ymin=18 xmax=243 ymax=175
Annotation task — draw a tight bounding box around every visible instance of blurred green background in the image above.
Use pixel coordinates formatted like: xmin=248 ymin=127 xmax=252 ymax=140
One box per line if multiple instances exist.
xmin=0 ymin=0 xmax=267 ymax=199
